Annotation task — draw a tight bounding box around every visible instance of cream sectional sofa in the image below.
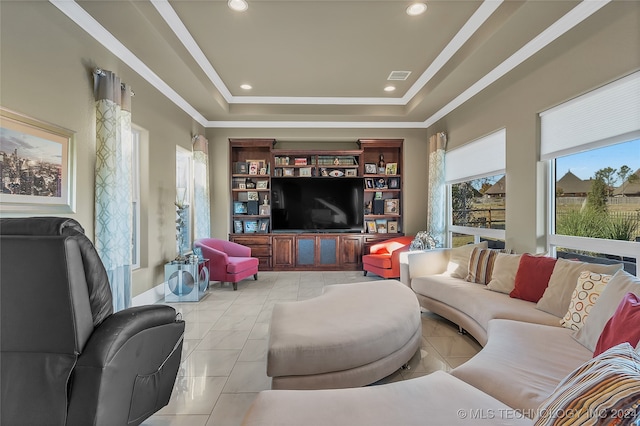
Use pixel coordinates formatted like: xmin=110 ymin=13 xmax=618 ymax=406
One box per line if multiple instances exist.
xmin=242 ymin=244 xmax=640 ymax=425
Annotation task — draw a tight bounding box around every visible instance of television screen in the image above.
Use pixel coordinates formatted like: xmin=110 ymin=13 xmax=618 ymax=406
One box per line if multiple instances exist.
xmin=271 ymin=177 xmax=363 ymax=232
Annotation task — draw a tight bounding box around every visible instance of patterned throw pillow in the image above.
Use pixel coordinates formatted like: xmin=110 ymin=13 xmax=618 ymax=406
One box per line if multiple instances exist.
xmin=533 ymin=342 xmax=640 ymax=426
xmin=466 ymin=247 xmax=501 ymax=285
xmin=560 ymin=271 xmax=612 ymax=330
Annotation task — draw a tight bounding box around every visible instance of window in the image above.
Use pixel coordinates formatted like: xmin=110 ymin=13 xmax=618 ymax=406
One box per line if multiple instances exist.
xmin=176 ymin=146 xmax=192 ymax=256
xmin=446 ymin=129 xmax=506 ymax=247
xmin=131 ymin=127 xmax=141 ymax=269
xmin=541 ymin=72 xmax=640 ymax=274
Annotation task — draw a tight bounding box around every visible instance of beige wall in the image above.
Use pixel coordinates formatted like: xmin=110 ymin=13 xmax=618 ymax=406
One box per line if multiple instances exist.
xmin=0 ymin=2 xmax=205 ymax=296
xmin=205 ymin=129 xmax=430 ymax=239
xmin=432 ymin=1 xmax=639 ymax=254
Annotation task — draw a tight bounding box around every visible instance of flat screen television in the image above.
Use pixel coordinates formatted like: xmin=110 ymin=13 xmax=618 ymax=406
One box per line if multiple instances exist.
xmin=271 ymin=177 xmax=363 ymax=232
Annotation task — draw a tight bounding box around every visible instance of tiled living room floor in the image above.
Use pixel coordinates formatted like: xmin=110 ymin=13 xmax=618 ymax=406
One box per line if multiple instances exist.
xmin=142 ymin=271 xmax=482 ymax=426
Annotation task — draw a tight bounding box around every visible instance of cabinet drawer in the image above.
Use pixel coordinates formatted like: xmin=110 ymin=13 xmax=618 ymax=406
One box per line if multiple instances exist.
xmin=251 ymin=246 xmax=272 ymax=257
xmin=232 ymin=235 xmax=271 ymax=245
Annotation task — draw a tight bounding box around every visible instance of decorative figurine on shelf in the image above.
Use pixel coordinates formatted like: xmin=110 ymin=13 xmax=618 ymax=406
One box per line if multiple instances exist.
xmin=263 ymin=194 xmax=269 ymax=205
xmin=378 ymin=154 xmax=386 ymax=174
xmin=364 ymin=200 xmax=372 ymax=215
xmin=334 ymin=157 xmax=340 ymax=165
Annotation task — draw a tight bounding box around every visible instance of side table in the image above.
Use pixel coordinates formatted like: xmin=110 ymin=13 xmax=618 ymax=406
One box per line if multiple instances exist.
xmin=164 ymin=259 xmax=210 ymax=302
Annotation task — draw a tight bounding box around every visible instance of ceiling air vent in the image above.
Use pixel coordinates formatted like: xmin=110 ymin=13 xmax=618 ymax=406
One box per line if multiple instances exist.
xmin=387 ymin=71 xmax=411 ymax=81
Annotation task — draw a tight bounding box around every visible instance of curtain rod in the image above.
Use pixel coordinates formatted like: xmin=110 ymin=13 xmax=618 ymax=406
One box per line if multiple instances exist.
xmin=94 ymin=67 xmax=134 ymax=96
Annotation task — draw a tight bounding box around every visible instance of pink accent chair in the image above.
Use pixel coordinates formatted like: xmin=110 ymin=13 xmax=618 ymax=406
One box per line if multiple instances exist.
xmin=362 ymin=236 xmax=414 ymax=279
xmin=195 ymin=238 xmax=259 ymax=291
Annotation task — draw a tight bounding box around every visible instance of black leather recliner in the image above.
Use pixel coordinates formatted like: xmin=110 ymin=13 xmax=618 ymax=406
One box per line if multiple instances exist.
xmin=0 ymin=217 xmax=185 ymax=426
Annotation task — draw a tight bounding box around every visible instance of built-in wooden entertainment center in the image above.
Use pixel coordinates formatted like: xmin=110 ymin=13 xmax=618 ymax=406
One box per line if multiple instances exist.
xmin=229 ymin=138 xmax=404 ymax=271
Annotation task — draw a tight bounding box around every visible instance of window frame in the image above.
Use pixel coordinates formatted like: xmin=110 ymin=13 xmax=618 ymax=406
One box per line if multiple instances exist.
xmin=130 ymin=126 xmax=141 ymax=270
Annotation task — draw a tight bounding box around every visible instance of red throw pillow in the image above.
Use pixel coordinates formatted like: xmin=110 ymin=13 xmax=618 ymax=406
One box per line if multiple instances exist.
xmin=509 ymin=254 xmax=557 ymax=303
xmin=593 ymin=292 xmax=640 ymax=357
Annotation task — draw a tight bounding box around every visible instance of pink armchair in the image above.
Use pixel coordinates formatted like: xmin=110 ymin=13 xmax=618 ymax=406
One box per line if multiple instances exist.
xmin=362 ymin=236 xmax=414 ymax=279
xmin=194 ymin=238 xmax=259 ymax=291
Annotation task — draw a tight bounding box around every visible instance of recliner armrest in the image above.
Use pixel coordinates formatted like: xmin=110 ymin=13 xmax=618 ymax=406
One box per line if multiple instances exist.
xmin=76 ymin=305 xmax=183 ymax=368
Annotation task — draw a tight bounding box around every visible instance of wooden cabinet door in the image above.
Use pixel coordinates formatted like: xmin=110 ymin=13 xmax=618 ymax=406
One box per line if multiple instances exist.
xmin=273 ymin=235 xmax=295 ymax=269
xmin=316 ymin=235 xmax=340 ymax=268
xmin=340 ymin=235 xmax=362 ymax=268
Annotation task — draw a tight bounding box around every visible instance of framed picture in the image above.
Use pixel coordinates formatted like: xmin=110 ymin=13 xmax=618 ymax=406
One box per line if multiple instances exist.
xmin=247 ymin=191 xmax=259 ymax=201
xmin=387 ymin=177 xmax=400 ymax=189
xmin=387 ymin=221 xmax=398 ymax=233
xmin=233 ymin=162 xmax=248 ymax=174
xmin=238 ymin=182 xmax=246 ymax=189
xmin=385 ymin=162 xmax=397 ymax=175
xmin=375 ymin=178 xmax=387 ymax=189
xmin=0 ymin=108 xmax=76 ymax=213
xmin=366 ymin=220 xmax=376 ymax=233
xmin=374 ymin=191 xmax=383 ymax=200
xmin=244 ymin=220 xmax=258 ymax=233
xmin=283 ymin=168 xmax=294 ymax=176
xmin=256 ymin=180 xmax=269 ymax=189
xmin=233 ymin=220 xmax=243 ymax=233
xmin=248 ymin=161 xmax=259 ymax=175
xmin=345 ymin=169 xmax=357 ymax=177
xmin=259 ymin=167 xmax=268 ymax=175
xmin=376 ymin=219 xmax=387 ymax=233
xmin=365 ymin=178 xmax=374 ymax=189
xmin=233 ymin=201 xmax=247 ymax=214
xmin=299 ymin=167 xmax=312 ymax=177
xmin=365 ymin=163 xmax=377 ymax=174
xmin=257 ymin=218 xmax=270 ymax=233
xmin=384 ymin=198 xmax=399 ymax=214
xmin=259 ymin=204 xmax=270 ymax=216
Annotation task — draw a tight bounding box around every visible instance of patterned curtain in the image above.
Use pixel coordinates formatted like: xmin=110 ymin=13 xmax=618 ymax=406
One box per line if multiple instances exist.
xmin=427 ymin=132 xmax=447 ymax=247
xmin=94 ymin=69 xmax=133 ymax=311
xmin=192 ymin=135 xmax=211 ymax=239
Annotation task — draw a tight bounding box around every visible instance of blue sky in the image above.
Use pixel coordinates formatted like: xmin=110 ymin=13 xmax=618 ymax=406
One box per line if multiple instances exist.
xmin=556 ymin=138 xmax=640 ymax=183
xmin=0 ymin=126 xmax=63 ymax=165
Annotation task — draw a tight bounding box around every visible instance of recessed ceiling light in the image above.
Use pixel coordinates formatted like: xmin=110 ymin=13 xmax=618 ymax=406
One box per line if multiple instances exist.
xmin=240 ymin=84 xmax=252 ymax=90
xmin=228 ymin=0 xmax=248 ymax=12
xmin=384 ymin=85 xmax=396 ymax=92
xmin=406 ymin=3 xmax=427 ymax=16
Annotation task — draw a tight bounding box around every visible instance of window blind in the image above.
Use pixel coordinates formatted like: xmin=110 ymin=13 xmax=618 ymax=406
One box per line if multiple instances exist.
xmin=540 ymin=71 xmax=640 ymax=160
xmin=445 ymin=128 xmax=506 ymax=183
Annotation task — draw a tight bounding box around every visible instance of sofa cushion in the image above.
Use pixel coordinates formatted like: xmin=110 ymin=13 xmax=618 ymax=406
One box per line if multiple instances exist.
xmin=536 ymin=258 xmax=622 ymax=318
xmin=243 ymin=370 xmax=531 ymax=426
xmin=451 ymin=319 xmax=592 ymax=417
xmin=510 ymin=254 xmax=556 ymax=303
xmin=446 ymin=241 xmax=488 ymax=279
xmin=363 ymin=253 xmax=392 ymax=269
xmin=465 ymin=247 xmax=500 ymax=285
xmin=560 ymin=271 xmax=612 ymax=331
xmin=486 ymin=253 xmax=522 ymax=294
xmin=573 ymin=270 xmax=640 ymax=352
xmin=533 ymin=342 xmax=640 ymax=425
xmin=594 ymin=293 xmax=640 ymax=356
xmin=411 ymin=275 xmax=561 ymax=331
xmin=226 ymin=256 xmax=259 ymax=274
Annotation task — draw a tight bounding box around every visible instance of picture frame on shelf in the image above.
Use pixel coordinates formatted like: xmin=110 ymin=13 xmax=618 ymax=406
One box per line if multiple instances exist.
xmin=376 ymin=219 xmax=387 ymax=233
xmin=233 ymin=220 xmax=244 ymax=233
xmin=365 ymin=163 xmax=377 ymax=174
xmin=345 ymin=169 xmax=357 ymax=177
xmin=233 ymin=162 xmax=248 ymax=174
xmin=244 ymin=220 xmax=258 ymax=233
xmin=283 ymin=168 xmax=294 ymax=176
xmin=387 ymin=221 xmax=398 ymax=233
xmin=299 ymin=167 xmax=312 ymax=177
xmin=384 ymin=198 xmax=399 ymax=214
xmin=259 ymin=167 xmax=268 ymax=175
xmin=366 ymin=220 xmax=377 ymax=233
xmin=0 ymin=107 xmax=76 ymax=213
xmin=374 ymin=191 xmax=383 ymax=200
xmin=375 ymin=178 xmax=387 ymax=189
xmin=259 ymin=204 xmax=270 ymax=216
xmin=257 ymin=218 xmax=270 ymax=233
xmin=246 ymin=159 xmax=265 ymax=176
xmin=385 ymin=163 xmax=397 ymax=175
xmin=387 ymin=177 xmax=400 ymax=189
xmin=238 ymin=183 xmax=246 ymax=190
xmin=233 ymin=201 xmax=247 ymax=214
xmin=256 ymin=180 xmax=269 ymax=189
xmin=247 ymin=191 xmax=259 ymax=201
xmin=365 ymin=178 xmax=374 ymax=189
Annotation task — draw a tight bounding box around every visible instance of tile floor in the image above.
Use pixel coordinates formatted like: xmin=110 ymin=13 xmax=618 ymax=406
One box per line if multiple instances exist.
xmin=142 ymin=271 xmax=482 ymax=426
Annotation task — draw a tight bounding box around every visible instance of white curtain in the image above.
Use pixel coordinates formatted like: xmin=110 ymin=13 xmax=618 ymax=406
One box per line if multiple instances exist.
xmin=427 ymin=132 xmax=447 ymax=246
xmin=94 ymin=69 xmax=133 ymax=312
xmin=192 ymin=135 xmax=211 ymax=240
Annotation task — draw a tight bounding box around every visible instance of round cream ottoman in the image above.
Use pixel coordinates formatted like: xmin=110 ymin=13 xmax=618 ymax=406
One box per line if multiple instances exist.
xmin=267 ymin=279 xmax=422 ymax=390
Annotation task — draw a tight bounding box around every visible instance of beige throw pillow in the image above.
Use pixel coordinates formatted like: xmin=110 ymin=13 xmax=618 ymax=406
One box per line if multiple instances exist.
xmin=445 ymin=241 xmax=488 ymax=279
xmin=560 ymin=271 xmax=612 ymax=330
xmin=535 ymin=258 xmax=623 ymax=318
xmin=486 ymin=253 xmax=522 ymax=294
xmin=572 ymin=270 xmax=640 ymax=352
